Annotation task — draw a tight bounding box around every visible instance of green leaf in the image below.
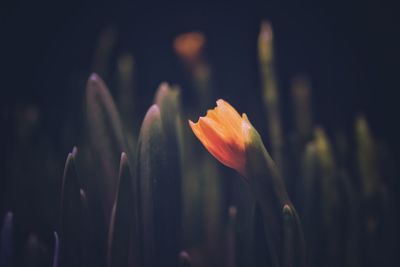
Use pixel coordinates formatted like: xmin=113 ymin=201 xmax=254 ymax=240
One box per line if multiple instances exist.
xmin=245 ymin=125 xmax=304 ymax=267
xmin=86 ymin=73 xmax=128 ymax=220
xmin=60 ymin=148 xmax=83 ymax=267
xmin=355 ymin=115 xmax=380 ymax=199
xmin=258 ymin=21 xmax=284 ymax=173
xmin=282 ymin=204 xmax=305 ymax=267
xmin=136 ymin=103 xmax=182 ymax=267
xmin=107 ymin=153 xmax=139 ymax=267
xmin=290 ymin=76 xmax=313 ymax=141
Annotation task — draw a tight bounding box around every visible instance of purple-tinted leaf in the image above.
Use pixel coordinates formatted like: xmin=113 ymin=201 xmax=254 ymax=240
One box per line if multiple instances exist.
xmin=86 ymin=73 xmax=127 ymax=220
xmin=179 ymin=251 xmax=192 ymax=267
xmin=53 ymin=232 xmax=59 ymax=267
xmin=60 ymin=149 xmax=83 ymax=267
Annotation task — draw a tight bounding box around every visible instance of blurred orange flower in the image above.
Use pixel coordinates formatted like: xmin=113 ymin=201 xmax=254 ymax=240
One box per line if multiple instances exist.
xmin=174 ymin=32 xmax=205 ymax=64
xmin=189 ymin=99 xmax=252 ymax=178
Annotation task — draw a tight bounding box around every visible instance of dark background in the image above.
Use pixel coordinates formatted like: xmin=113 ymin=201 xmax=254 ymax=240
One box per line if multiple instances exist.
xmin=1 ymin=0 xmax=399 ymax=254
xmin=2 ymin=0 xmax=399 ymax=143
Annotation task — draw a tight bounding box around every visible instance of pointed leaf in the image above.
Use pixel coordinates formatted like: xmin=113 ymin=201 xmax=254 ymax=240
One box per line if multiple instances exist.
xmin=60 ymin=149 xmax=83 ymax=267
xmin=154 ymin=83 xmax=183 ymax=169
xmin=355 ymin=115 xmax=379 ymax=199
xmin=282 ymin=204 xmax=305 ymax=267
xmin=108 ymin=153 xmax=139 ymax=267
xmin=136 ymin=104 xmax=181 ymax=267
xmin=86 ymin=73 xmax=128 ymax=219
xmin=179 ymin=251 xmax=192 ymax=267
xmin=53 ymin=232 xmax=59 ymax=267
xmin=79 ymin=188 xmax=90 ymax=267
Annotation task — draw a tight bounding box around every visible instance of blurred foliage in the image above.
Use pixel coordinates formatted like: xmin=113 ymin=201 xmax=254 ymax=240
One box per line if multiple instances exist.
xmin=0 ymin=20 xmax=398 ymax=267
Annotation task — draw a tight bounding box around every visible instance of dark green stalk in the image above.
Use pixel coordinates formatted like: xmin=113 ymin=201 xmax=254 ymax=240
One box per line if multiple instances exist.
xmin=337 ymin=171 xmax=360 ymax=267
xmin=291 ymin=76 xmax=313 ymax=142
xmin=302 ymin=128 xmax=339 ymax=267
xmin=258 ymin=21 xmax=284 ymax=171
xmin=355 ymin=115 xmax=379 ymax=199
xmin=115 ymin=53 xmax=138 ymax=165
xmin=246 ymin=125 xmax=305 ymax=267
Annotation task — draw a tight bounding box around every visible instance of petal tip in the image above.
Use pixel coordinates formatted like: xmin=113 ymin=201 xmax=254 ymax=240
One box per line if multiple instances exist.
xmin=216 ymin=99 xmax=225 ymax=106
xmin=188 ymin=119 xmax=195 ymax=127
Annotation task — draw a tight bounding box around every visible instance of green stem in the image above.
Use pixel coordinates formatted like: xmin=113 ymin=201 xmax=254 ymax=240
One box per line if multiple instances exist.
xmin=245 ymin=127 xmax=305 ymax=267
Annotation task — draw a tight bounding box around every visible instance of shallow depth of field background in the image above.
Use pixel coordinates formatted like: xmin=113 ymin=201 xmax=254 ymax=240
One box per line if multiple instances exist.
xmin=1 ymin=1 xmax=400 ymax=266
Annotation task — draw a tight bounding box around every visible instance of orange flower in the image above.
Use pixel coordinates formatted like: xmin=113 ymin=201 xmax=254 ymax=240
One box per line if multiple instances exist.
xmin=189 ymin=99 xmax=252 ymax=178
xmin=174 ymin=32 xmax=205 ymax=64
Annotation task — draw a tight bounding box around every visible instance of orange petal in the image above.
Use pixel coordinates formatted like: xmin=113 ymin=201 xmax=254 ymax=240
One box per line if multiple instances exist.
xmin=216 ymin=99 xmax=242 ymax=126
xmin=206 ymin=109 xmax=221 ymax=124
xmin=215 ymin=99 xmax=243 ymax=141
xmin=199 ymin=117 xmax=239 ymax=168
xmin=188 ymin=99 xmax=249 ymax=176
xmin=190 ymin=120 xmax=224 ymax=163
